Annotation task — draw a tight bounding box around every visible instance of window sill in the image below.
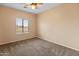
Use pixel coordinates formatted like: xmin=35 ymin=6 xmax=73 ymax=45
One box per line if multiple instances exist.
xmin=16 ymin=32 xmax=29 ymax=35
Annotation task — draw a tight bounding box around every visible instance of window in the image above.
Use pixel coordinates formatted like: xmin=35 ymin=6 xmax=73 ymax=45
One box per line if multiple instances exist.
xmin=16 ymin=18 xmax=29 ymax=34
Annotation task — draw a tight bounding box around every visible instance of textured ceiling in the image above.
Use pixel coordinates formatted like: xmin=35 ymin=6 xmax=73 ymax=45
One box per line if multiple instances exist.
xmin=0 ymin=3 xmax=61 ymax=14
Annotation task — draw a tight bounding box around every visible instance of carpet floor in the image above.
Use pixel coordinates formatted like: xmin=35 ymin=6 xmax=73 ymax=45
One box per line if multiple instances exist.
xmin=0 ymin=38 xmax=79 ymax=56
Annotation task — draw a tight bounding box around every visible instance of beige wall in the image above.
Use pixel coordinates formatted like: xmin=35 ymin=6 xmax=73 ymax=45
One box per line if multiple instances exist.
xmin=0 ymin=6 xmax=36 ymax=45
xmin=0 ymin=20 xmax=3 ymax=42
xmin=37 ymin=4 xmax=79 ymax=51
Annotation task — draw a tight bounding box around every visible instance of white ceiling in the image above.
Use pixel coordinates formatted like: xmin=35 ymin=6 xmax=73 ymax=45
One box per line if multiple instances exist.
xmin=0 ymin=3 xmax=61 ymax=14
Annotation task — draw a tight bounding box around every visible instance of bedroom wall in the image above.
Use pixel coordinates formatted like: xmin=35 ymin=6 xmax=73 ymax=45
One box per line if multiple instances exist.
xmin=37 ymin=4 xmax=79 ymax=51
xmin=0 ymin=6 xmax=36 ymax=45
xmin=0 ymin=20 xmax=3 ymax=42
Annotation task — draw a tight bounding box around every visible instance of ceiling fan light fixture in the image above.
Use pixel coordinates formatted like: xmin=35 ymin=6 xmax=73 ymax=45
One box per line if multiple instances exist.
xmin=24 ymin=3 xmax=43 ymax=10
xmin=31 ymin=4 xmax=37 ymax=9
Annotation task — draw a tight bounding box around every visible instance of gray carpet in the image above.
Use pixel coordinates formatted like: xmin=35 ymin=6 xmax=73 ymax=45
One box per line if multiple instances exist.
xmin=0 ymin=38 xmax=79 ymax=56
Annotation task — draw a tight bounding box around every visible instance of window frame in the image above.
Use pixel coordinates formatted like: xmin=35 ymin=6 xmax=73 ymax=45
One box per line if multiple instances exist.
xmin=16 ymin=18 xmax=29 ymax=34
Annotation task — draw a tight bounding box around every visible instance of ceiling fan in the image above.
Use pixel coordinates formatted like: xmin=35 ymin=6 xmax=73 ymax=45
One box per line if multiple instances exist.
xmin=24 ymin=3 xmax=43 ymax=10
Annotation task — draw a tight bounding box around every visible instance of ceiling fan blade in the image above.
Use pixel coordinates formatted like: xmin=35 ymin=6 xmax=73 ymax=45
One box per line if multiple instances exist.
xmin=37 ymin=3 xmax=43 ymax=7
xmin=38 ymin=3 xmax=43 ymax=5
xmin=24 ymin=4 xmax=31 ymax=8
